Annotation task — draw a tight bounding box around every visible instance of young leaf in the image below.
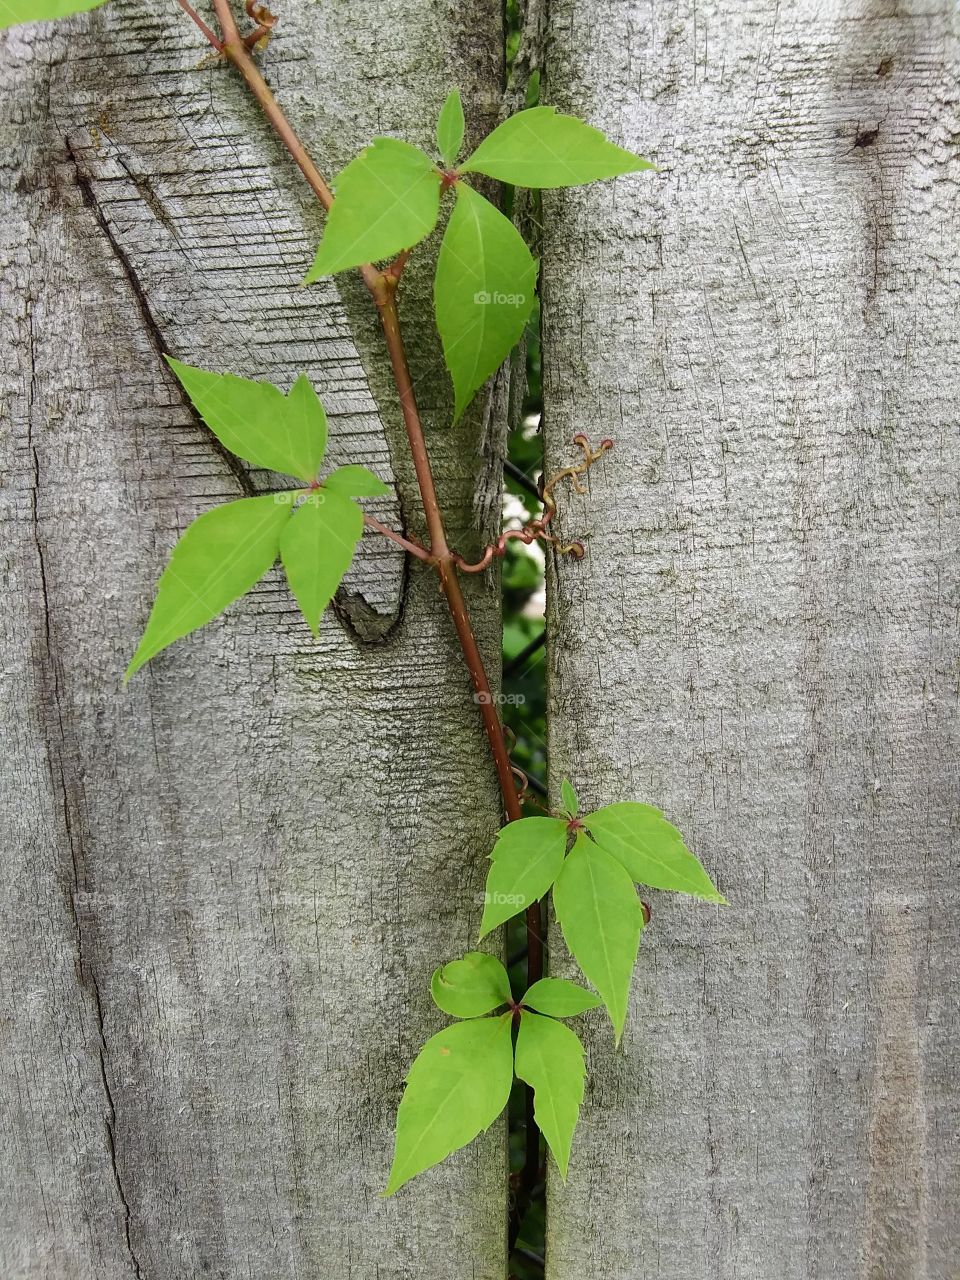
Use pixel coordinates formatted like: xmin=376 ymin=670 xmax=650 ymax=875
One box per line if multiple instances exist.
xmin=166 ymin=359 xmax=327 ymax=483
xmin=478 ymin=816 xmax=568 ymax=939
xmin=125 ymin=494 xmax=293 ymax=680
xmin=386 ymin=1014 xmax=513 ymax=1194
xmin=0 ymin=0 xmax=108 ymax=27
xmin=514 ymin=1011 xmax=586 ymax=1180
xmin=435 ymin=182 xmax=537 ymax=421
xmin=521 ymin=977 xmax=602 ymax=1018
xmin=552 ymin=834 xmax=644 ymax=1042
xmin=279 ymin=491 xmax=363 ymax=634
xmin=304 ymin=139 xmax=442 ymax=281
xmin=461 ymin=106 xmax=654 ymax=188
xmin=324 ymin=464 xmax=392 ymax=499
xmin=560 ymin=778 xmax=579 ymax=818
xmin=583 ymin=803 xmax=726 ymax=902
xmin=431 ymin=952 xmax=512 ymax=1018
xmin=283 ymin=374 xmax=329 ymax=479
xmin=436 ymin=88 xmax=465 ymax=167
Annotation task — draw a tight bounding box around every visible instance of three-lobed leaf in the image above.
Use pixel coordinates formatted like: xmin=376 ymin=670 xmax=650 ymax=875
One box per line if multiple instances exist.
xmin=435 ymin=182 xmax=537 ymax=421
xmin=514 ymin=1011 xmax=586 ymax=1180
xmin=125 ymin=494 xmax=294 ymax=681
xmin=0 ymin=0 xmax=108 ymax=27
xmin=305 ymin=139 xmax=441 ymax=280
xmin=584 ymin=803 xmax=725 ymax=902
xmin=522 ymin=977 xmax=601 ymax=1018
xmin=431 ymin=952 xmax=512 ymax=1018
xmin=279 ymin=491 xmax=364 ymax=635
xmin=436 ymin=89 xmax=465 ymax=167
xmin=386 ymin=1014 xmax=513 ymax=1194
xmin=478 ymin=816 xmax=568 ymax=939
xmin=552 ymin=834 xmax=645 ymax=1042
xmin=167 ymin=359 xmax=328 ymax=483
xmin=461 ymin=106 xmax=654 ymax=188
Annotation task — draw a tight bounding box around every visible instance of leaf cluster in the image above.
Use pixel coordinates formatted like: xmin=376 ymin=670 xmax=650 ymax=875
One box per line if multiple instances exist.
xmin=125 ymin=360 xmax=391 ymax=678
xmin=388 ymin=781 xmax=725 ymax=1188
xmin=388 ymin=952 xmax=601 ymax=1194
xmin=306 ymin=91 xmax=653 ymax=421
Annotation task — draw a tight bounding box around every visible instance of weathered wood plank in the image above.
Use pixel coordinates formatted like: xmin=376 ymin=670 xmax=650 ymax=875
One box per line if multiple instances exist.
xmin=540 ymin=1 xmax=959 ymax=1275
xmin=0 ymin=2 xmax=506 ymax=1275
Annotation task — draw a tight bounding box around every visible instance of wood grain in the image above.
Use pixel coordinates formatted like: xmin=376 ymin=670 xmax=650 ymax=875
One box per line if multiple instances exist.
xmin=0 ymin=2 xmax=507 ymax=1275
xmin=540 ymin=1 xmax=959 ymax=1275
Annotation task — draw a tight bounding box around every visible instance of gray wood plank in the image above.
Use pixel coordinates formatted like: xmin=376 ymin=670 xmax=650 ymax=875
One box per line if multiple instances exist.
xmin=0 ymin=2 xmax=507 ymax=1275
xmin=539 ymin=1 xmax=960 ymax=1275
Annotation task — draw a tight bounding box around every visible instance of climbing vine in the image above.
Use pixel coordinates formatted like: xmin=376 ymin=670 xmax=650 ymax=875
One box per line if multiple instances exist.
xmin=5 ymin=0 xmax=724 ymax=1226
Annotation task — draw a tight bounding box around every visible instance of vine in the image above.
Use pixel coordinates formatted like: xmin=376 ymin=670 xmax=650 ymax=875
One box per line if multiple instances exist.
xmin=6 ymin=0 xmax=725 ymax=1246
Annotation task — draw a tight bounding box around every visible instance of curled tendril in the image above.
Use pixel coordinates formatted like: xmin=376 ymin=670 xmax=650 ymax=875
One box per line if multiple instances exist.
xmin=453 ymin=434 xmax=613 ymax=573
xmin=243 ymin=0 xmax=278 ymax=48
xmin=510 ymin=764 xmax=530 ymax=805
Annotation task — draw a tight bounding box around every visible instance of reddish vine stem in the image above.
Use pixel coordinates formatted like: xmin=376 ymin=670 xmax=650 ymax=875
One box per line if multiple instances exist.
xmin=174 ymin=0 xmax=223 ymax=49
xmin=201 ymin=0 xmax=543 ymax=1215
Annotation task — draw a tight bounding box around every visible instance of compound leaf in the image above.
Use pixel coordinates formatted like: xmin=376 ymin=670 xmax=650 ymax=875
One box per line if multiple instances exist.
xmin=386 ymin=1014 xmax=513 ymax=1194
xmin=434 ymin=181 xmax=537 ymax=421
xmin=560 ymin=778 xmax=579 ymax=818
xmin=436 ymin=88 xmax=465 ymax=167
xmin=0 ymin=0 xmax=108 ymax=27
xmin=305 ymin=138 xmax=442 ymax=280
xmin=521 ymin=977 xmax=601 ymax=1018
xmin=324 ymin=464 xmax=392 ymax=499
xmin=431 ymin=952 xmax=512 ymax=1018
xmin=279 ymin=491 xmax=363 ymax=634
xmin=514 ymin=1011 xmax=586 ymax=1180
xmin=461 ymin=106 xmax=654 ymax=188
xmin=166 ymin=359 xmax=327 ymax=483
xmin=584 ymin=802 xmax=725 ymax=902
xmin=478 ymin=816 xmax=568 ymax=939
xmin=125 ymin=494 xmax=293 ymax=680
xmin=552 ymin=834 xmax=644 ymax=1042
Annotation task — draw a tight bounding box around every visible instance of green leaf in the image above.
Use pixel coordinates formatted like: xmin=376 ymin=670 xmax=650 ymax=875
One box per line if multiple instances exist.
xmin=560 ymin=778 xmax=579 ymax=818
xmin=461 ymin=106 xmax=654 ymax=188
xmin=166 ymin=359 xmax=327 ymax=483
xmin=478 ymin=817 xmax=568 ymax=939
xmin=386 ymin=1014 xmax=513 ymax=1194
xmin=521 ymin=977 xmax=601 ymax=1018
xmin=583 ymin=803 xmax=726 ymax=902
xmin=305 ymin=139 xmax=442 ymax=280
xmin=552 ymin=834 xmax=644 ymax=1042
xmin=514 ymin=1011 xmax=586 ymax=1180
xmin=431 ymin=952 xmax=512 ymax=1018
xmin=435 ymin=182 xmax=537 ymax=421
xmin=324 ymin=464 xmax=392 ymax=499
xmin=125 ymin=494 xmax=293 ymax=680
xmin=279 ymin=491 xmax=363 ymax=634
xmin=0 ymin=0 xmax=108 ymax=27
xmin=436 ymin=89 xmax=465 ymax=167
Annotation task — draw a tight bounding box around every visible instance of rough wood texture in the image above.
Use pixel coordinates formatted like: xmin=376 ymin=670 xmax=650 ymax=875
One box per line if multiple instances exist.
xmin=0 ymin=2 xmax=506 ymax=1276
xmin=540 ymin=1 xmax=959 ymax=1275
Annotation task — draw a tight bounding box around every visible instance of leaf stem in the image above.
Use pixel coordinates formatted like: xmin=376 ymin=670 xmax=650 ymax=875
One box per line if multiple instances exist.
xmin=375 ymin=290 xmax=450 ymax=558
xmin=199 ymin=0 xmax=543 ymax=1212
xmin=174 ymin=0 xmax=223 ymax=49
xmin=363 ymin=514 xmax=434 ymax=564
